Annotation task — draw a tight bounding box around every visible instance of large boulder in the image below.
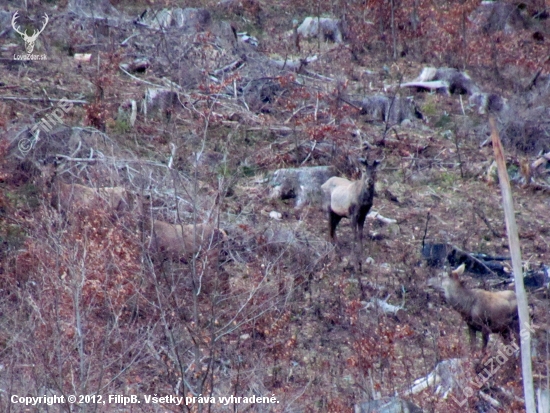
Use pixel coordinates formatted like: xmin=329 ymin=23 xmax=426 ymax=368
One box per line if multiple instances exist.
xmin=142 ymin=88 xmax=178 ymax=118
xmin=269 ymin=166 xmax=337 ymax=208
xmin=297 ymin=17 xmax=345 ymax=43
xmin=468 ymin=92 xmax=508 ymax=115
xmin=469 ymin=2 xmax=527 ymax=34
xmin=355 ymin=96 xmax=421 ymax=124
xmin=172 ymin=8 xmax=211 ymax=30
xmin=137 ymin=8 xmax=172 ymax=29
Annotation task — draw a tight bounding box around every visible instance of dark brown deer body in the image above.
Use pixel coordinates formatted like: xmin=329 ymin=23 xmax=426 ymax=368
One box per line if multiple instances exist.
xmin=321 ymin=159 xmax=379 ymax=252
xmin=428 ymin=264 xmax=519 ymax=351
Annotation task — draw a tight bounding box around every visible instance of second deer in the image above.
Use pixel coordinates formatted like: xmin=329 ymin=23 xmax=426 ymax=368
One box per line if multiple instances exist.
xmin=428 ymin=263 xmax=519 ymax=352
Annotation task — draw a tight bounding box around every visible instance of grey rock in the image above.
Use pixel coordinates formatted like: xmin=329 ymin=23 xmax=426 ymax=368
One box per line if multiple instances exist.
xmin=142 ymin=88 xmax=178 ymax=118
xmin=469 ymin=92 xmax=508 ymax=114
xmin=297 ymin=17 xmax=344 ymax=43
xmin=269 ymin=166 xmax=337 ymax=208
xmin=470 ymin=2 xmax=527 ymax=34
xmin=172 ymin=8 xmax=211 ymax=30
xmin=355 ymin=96 xmax=420 ymax=124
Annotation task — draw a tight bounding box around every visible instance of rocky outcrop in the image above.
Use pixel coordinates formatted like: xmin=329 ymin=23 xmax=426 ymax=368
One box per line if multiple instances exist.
xmin=269 ymin=166 xmax=337 ymax=208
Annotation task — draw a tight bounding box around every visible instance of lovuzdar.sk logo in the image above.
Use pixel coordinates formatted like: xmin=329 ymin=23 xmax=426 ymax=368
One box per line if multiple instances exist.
xmin=11 ymin=11 xmax=49 ymax=60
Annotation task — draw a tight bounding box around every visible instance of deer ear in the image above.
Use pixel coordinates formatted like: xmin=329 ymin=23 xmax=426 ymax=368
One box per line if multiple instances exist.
xmin=451 ymin=263 xmax=465 ymax=277
xmin=358 ymin=157 xmax=368 ymax=166
xmin=372 ymin=160 xmax=381 ymax=168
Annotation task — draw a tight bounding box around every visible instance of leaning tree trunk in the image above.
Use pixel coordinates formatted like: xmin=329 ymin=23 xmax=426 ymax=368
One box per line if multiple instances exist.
xmin=490 ymin=117 xmax=535 ymax=413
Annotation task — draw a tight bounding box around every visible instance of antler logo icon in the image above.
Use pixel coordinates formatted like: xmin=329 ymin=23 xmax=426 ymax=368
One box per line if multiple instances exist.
xmin=11 ymin=11 xmax=49 ymax=54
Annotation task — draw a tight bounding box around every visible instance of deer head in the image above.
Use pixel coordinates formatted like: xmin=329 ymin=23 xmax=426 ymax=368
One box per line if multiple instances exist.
xmin=12 ymin=12 xmax=49 ymax=54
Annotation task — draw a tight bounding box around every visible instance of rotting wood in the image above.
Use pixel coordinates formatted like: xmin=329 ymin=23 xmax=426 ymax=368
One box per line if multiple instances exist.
xmin=531 ymin=151 xmax=550 ymax=169
xmin=479 ymin=391 xmax=501 ymax=408
xmin=212 ymin=59 xmax=245 ymax=76
xmin=401 ymin=80 xmax=449 ymax=92
xmin=450 ymin=245 xmax=499 ymax=276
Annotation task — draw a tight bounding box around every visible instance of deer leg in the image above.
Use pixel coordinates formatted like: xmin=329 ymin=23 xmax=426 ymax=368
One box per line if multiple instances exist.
xmin=329 ymin=210 xmax=342 ymax=243
xmin=468 ymin=325 xmax=478 ymax=352
xmin=501 ymin=328 xmax=511 ymax=345
xmin=349 ymin=213 xmax=363 ymax=272
xmin=500 ymin=328 xmax=520 ymax=354
xmin=357 ymin=212 xmax=367 ymax=253
xmin=510 ymin=319 xmax=520 ymax=347
xmin=481 ymin=327 xmax=490 ymax=353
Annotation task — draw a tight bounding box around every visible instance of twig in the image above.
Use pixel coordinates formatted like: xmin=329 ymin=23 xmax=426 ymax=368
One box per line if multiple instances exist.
xmin=120 ymin=33 xmax=138 ymax=46
xmin=284 ymin=105 xmax=313 ymax=124
xmin=527 ymin=56 xmax=550 ymax=90
xmin=246 ymin=126 xmax=300 ymax=132
xmin=479 ymin=391 xmax=501 ymax=408
xmin=314 ymin=93 xmax=319 ymax=121
xmin=531 ymin=151 xmax=550 ymax=169
xmin=422 ymin=212 xmax=431 ymax=249
xmin=70 ymin=140 xmax=82 ymax=159
xmin=55 ymin=155 xmax=98 ymax=162
xmin=0 ymin=96 xmax=87 ymax=104
xmin=473 ymin=205 xmax=502 ymax=238
xmin=300 ymin=141 xmax=317 ymax=166
xmin=338 ymin=97 xmax=363 ymax=112
xmin=383 ymin=75 xmax=403 ymax=140
xmin=211 ymin=59 xmax=245 ymax=76
xmin=301 ymin=71 xmax=334 ymax=82
xmin=453 ymin=128 xmax=464 ymax=178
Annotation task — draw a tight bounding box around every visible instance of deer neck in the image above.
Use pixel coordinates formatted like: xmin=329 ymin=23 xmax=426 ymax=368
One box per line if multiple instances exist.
xmin=443 ymin=281 xmax=476 ymax=314
xmin=358 ymin=173 xmax=375 ymax=203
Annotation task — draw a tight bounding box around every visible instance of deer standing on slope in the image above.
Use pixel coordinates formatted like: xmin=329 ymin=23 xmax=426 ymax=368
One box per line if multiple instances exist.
xmin=428 ymin=264 xmax=519 ymax=352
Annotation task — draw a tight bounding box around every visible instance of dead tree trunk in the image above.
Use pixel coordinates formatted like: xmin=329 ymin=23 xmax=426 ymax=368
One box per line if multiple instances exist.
xmin=490 ymin=117 xmax=535 ymax=413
